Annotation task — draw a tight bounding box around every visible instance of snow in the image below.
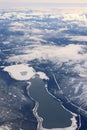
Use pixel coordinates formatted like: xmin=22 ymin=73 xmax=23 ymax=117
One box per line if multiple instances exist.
xmin=4 ymin=64 xmax=49 ymax=81
xmin=4 ymin=64 xmax=35 ymax=81
xmin=37 ymin=72 xmax=49 ymax=80
xmin=3 ymin=64 xmax=77 ymax=130
xmin=73 ymin=64 xmax=87 ymax=78
xmin=41 ymin=116 xmax=77 ymax=130
xmin=2 ymin=8 xmax=87 ymax=130
xmin=0 ymin=125 xmax=11 ymax=130
xmin=69 ymin=36 xmax=87 ymax=42
xmin=6 ymin=44 xmax=87 ymax=80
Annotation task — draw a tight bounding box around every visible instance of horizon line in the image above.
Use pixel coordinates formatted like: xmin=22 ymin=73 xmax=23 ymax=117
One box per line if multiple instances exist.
xmin=0 ymin=2 xmax=87 ymax=9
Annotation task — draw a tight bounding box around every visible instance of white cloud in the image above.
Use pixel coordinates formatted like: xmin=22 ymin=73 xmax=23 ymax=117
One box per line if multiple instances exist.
xmin=6 ymin=44 xmax=85 ymax=63
xmin=69 ymin=36 xmax=87 ymax=42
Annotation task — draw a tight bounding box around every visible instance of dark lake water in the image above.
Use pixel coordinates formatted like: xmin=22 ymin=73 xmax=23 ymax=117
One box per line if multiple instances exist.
xmin=29 ymin=77 xmax=73 ymax=129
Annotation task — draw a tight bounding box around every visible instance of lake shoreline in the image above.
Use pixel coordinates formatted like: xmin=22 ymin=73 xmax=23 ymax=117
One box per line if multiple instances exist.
xmin=3 ymin=65 xmax=79 ymax=130
xmin=28 ymin=80 xmax=78 ymax=130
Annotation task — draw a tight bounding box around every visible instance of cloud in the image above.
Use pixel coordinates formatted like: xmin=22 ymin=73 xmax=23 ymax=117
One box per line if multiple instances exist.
xmin=5 ymin=44 xmax=86 ymax=65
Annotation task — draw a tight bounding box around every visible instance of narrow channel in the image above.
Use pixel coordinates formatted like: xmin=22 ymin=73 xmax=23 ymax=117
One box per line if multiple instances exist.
xmin=29 ymin=77 xmax=73 ymax=129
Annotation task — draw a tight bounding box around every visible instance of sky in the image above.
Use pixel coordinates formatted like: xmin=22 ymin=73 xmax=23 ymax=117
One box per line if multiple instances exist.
xmin=0 ymin=0 xmax=87 ymax=3
xmin=0 ymin=0 xmax=87 ymax=8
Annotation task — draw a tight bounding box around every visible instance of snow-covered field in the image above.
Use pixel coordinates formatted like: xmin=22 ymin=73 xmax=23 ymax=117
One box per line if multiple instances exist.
xmin=4 ymin=64 xmax=49 ymax=81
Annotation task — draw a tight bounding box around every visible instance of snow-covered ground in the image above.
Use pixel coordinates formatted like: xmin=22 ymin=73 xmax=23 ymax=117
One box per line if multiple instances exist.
xmin=4 ymin=64 xmax=35 ymax=80
xmin=39 ymin=116 xmax=77 ymax=130
xmin=3 ymin=64 xmax=77 ymax=130
xmin=1 ymin=7 xmax=87 ymax=130
xmin=4 ymin=64 xmax=49 ymax=81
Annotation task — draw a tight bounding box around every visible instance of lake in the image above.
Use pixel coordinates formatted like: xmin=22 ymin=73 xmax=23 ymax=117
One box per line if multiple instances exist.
xmin=29 ymin=77 xmax=73 ymax=129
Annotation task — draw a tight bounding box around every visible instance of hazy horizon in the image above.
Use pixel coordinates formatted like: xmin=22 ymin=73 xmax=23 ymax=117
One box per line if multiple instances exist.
xmin=0 ymin=2 xmax=87 ymax=9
